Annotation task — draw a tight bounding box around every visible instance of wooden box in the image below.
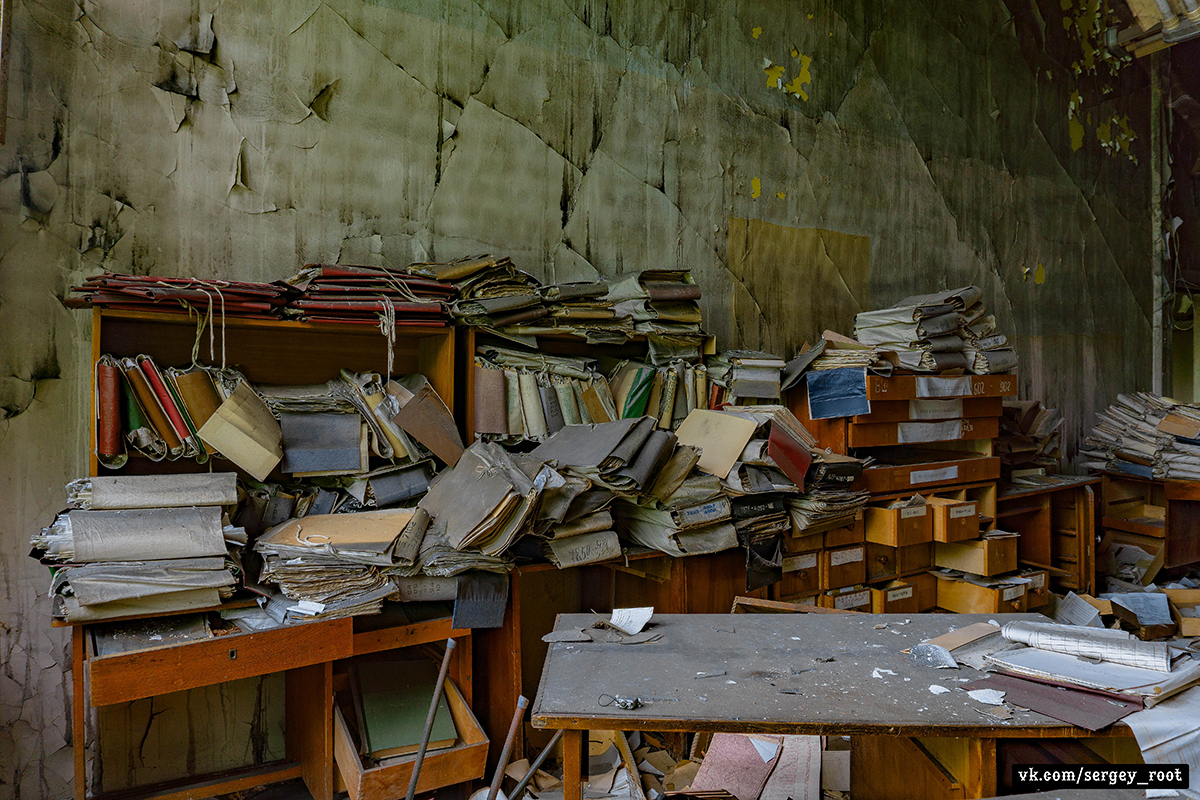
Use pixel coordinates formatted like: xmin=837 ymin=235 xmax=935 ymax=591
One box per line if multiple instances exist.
xmin=777 ymin=550 xmax=821 ymax=597
xmin=819 ymin=585 xmax=871 ymax=612
xmin=822 ymin=545 xmax=866 ymax=590
xmin=1166 ymin=589 xmax=1200 ymax=637
xmin=824 ymin=514 xmax=865 ymax=548
xmin=934 ymin=537 xmax=1017 ymax=576
xmin=926 ymin=497 xmax=978 ymax=543
xmin=1019 ymin=569 xmax=1050 ymax=610
xmin=333 ymin=679 xmax=487 ymax=800
xmin=870 ymin=580 xmax=919 ymax=614
xmin=908 ymin=571 xmax=938 ymax=611
xmin=935 ymin=574 xmax=1027 ymax=614
xmin=865 ymin=504 xmax=932 ymax=547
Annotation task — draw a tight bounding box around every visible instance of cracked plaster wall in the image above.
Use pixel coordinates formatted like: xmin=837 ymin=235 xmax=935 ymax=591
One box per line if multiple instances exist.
xmin=0 ymin=0 xmax=1152 ymax=793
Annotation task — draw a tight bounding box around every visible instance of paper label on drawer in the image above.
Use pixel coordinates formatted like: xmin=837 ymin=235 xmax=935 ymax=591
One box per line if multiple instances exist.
xmin=950 ymin=504 xmax=977 ymax=519
xmin=834 ymin=590 xmax=870 ymax=610
xmin=909 ymin=398 xmax=964 ymax=420
xmin=783 ymin=553 xmax=817 ymax=573
xmin=1002 ymin=585 xmax=1026 ymax=601
xmin=831 ymin=547 xmax=864 ymax=566
xmin=915 ymin=376 xmax=972 ymax=398
xmin=901 ymin=506 xmax=927 ymax=519
xmin=898 ymin=420 xmax=964 ymax=444
xmin=910 ymin=466 xmax=958 ymax=485
xmin=886 ymin=586 xmax=914 ymax=601
xmin=1029 ymin=573 xmax=1046 ymax=589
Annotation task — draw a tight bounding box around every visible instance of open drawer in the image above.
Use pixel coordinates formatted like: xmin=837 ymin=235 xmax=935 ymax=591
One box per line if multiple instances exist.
xmin=334 ymin=678 xmax=488 ymax=800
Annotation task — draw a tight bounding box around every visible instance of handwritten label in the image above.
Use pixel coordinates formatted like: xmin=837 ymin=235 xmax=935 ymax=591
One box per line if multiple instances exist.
xmin=677 ymin=499 xmax=730 ymax=527
xmin=1002 ymin=585 xmax=1026 ymax=601
xmin=900 ymin=506 xmax=927 ymax=519
xmin=910 ymin=466 xmax=958 ymax=485
xmin=783 ymin=553 xmax=818 ymax=573
xmin=915 ymin=376 xmax=972 ymax=398
xmin=549 ymin=531 xmax=622 ymax=567
xmin=391 ymin=577 xmax=458 ymax=602
xmin=834 ymin=590 xmax=870 ymax=610
xmin=886 ymin=586 xmax=914 ymax=601
xmin=909 ymin=398 xmax=963 ymax=420
xmin=898 ymin=420 xmax=964 ymax=444
xmin=1029 ymin=573 xmax=1046 ymax=590
xmin=831 ymin=546 xmax=864 ymax=566
xmin=950 ymin=504 xmax=976 ymax=519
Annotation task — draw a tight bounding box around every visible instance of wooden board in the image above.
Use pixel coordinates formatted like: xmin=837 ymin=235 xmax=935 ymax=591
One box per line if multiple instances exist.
xmin=530 ymin=613 xmax=1120 ymax=737
xmin=851 ymin=735 xmax=965 ymax=800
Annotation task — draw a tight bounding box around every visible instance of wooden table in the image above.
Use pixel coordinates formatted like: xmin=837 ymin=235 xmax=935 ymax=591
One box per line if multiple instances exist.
xmin=530 ymin=613 xmax=1135 ymax=800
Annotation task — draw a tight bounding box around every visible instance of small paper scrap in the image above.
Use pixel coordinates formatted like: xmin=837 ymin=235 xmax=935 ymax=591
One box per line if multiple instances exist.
xmin=749 ymin=736 xmax=780 ymax=763
xmin=609 ymin=607 xmax=654 ymax=635
xmin=967 ymin=688 xmax=1006 ymax=705
xmin=872 ymin=668 xmax=897 ymax=679
xmin=929 ymin=685 xmax=951 ymax=695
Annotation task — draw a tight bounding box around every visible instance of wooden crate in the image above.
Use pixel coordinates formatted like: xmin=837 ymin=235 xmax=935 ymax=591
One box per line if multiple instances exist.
xmin=333 ymin=679 xmax=487 ymax=800
xmin=870 ymin=581 xmax=920 ymax=614
xmin=819 ymin=586 xmax=871 ymax=612
xmin=822 ymin=545 xmax=866 ymax=590
xmin=926 ymin=497 xmax=979 ymax=543
xmin=865 ymin=504 xmax=932 ymax=547
xmin=935 ymin=574 xmax=1027 ymax=614
xmin=934 ymin=537 xmax=1017 ymax=576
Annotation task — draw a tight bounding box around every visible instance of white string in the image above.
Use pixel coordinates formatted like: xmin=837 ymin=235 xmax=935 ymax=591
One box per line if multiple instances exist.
xmin=377 ymin=294 xmax=396 ymax=377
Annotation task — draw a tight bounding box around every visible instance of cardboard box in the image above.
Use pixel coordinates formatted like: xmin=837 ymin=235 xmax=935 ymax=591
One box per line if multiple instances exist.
xmin=1020 ymin=568 xmax=1050 ymax=609
xmin=926 ymin=497 xmax=978 ymax=543
xmin=865 ymin=503 xmax=932 ymax=547
xmin=824 ymin=513 xmax=865 ymax=548
xmin=908 ymin=570 xmax=938 ymax=611
xmin=777 ymin=550 xmax=821 ymax=597
xmin=934 ymin=536 xmax=1017 ymax=576
xmin=869 ymin=580 xmax=919 ymax=614
xmin=821 ymin=544 xmax=866 ymax=590
xmin=935 ymin=573 xmax=1027 ymax=613
xmin=819 ymin=585 xmax=871 ymax=612
xmin=1166 ymin=589 xmax=1200 ymax=637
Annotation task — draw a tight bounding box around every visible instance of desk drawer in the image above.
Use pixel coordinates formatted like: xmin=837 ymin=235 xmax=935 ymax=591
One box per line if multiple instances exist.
xmin=822 ymin=545 xmax=866 ymax=590
xmin=779 ymin=550 xmax=821 ymax=596
xmin=88 ymin=617 xmax=353 ymax=706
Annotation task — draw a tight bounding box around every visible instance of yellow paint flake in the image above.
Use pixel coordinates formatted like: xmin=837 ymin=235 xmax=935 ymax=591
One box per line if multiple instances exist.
xmin=1069 ymin=116 xmax=1085 ymax=151
xmin=783 ymin=54 xmax=813 ymax=100
xmin=1034 ymin=263 xmax=1046 ymax=285
xmin=751 ymin=177 xmax=761 ymax=199
xmin=764 ymin=62 xmax=786 ymax=89
xmin=752 ymin=26 xmax=762 ymax=39
xmin=807 ymin=13 xmax=813 ymax=19
xmin=791 ymin=48 xmax=799 ymax=57
xmin=776 ymin=192 xmax=787 ymax=199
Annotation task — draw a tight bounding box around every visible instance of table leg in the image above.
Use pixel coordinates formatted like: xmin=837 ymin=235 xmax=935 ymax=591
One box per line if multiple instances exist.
xmin=966 ymin=737 xmax=998 ymax=799
xmin=563 ymin=729 xmax=584 ymax=800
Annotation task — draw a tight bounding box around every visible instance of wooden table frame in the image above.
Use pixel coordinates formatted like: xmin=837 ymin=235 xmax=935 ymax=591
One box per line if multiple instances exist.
xmin=70 ymin=612 xmax=471 ymax=800
xmin=531 ymin=613 xmax=1136 ymax=800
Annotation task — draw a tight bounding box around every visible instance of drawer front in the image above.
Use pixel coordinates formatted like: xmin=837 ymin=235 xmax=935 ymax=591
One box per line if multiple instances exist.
xmin=865 ymin=543 xmax=900 ymax=583
xmin=779 ymin=551 xmax=821 ymax=596
xmin=89 ymin=617 xmax=353 ymax=706
xmin=823 ymin=546 xmax=866 ymax=589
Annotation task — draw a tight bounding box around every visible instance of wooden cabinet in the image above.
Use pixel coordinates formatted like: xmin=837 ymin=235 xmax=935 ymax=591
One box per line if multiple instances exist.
xmin=1098 ymin=473 xmax=1200 ymax=572
xmin=73 ymin=309 xmax=465 ymax=800
xmin=996 ymin=476 xmax=1098 ymax=594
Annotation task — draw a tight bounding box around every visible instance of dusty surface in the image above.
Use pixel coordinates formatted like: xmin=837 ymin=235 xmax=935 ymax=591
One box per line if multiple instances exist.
xmin=0 ymin=0 xmax=1151 ymax=794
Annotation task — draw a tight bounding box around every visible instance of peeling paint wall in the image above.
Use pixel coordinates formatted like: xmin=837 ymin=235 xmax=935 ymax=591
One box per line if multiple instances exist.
xmin=0 ymin=0 xmax=1151 ymax=793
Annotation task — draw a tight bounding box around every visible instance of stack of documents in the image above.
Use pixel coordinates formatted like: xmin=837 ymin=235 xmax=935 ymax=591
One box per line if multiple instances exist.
xmin=997 ymin=399 xmax=1063 ymax=469
xmin=536 ymin=282 xmax=634 ymax=343
xmin=408 ymin=255 xmax=545 ymax=330
xmin=786 ymin=487 xmax=870 ymax=534
xmin=954 ymin=292 xmax=1018 ymax=374
xmin=66 ymin=272 xmax=290 ymax=318
xmin=31 ymin=474 xmax=241 ymax=622
xmin=531 ymin=417 xmax=678 ymax=494
xmin=854 ymin=287 xmax=979 ymax=372
xmin=612 ymin=478 xmax=737 ymax=558
xmin=1081 ymin=392 xmax=1200 ymax=479
xmin=606 ymin=270 xmax=703 ymax=335
xmin=706 ymin=350 xmax=786 ymax=400
xmin=280 ymin=264 xmax=453 ymax=325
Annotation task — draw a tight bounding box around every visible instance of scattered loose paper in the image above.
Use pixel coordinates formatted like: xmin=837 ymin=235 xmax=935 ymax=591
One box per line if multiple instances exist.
xmin=929 ymin=685 xmax=951 ymax=695
xmin=967 ymin=688 xmax=1006 ymax=705
xmin=609 ymin=606 xmax=654 ymax=635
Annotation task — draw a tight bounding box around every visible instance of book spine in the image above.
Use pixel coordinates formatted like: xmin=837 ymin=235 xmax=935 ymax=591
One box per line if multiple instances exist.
xmin=519 ymin=371 xmax=548 ymax=439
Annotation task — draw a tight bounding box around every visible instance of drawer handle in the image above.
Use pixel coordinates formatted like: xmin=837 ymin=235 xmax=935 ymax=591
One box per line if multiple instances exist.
xmin=229 ymin=649 xmax=237 ymax=660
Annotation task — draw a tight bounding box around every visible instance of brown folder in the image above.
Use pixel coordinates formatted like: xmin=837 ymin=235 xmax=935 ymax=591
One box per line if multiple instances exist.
xmin=473 ymin=366 xmax=508 ymax=436
xmin=387 ymin=376 xmax=466 ymax=466
xmin=172 ymin=369 xmax=222 ymax=430
xmin=119 ymin=358 xmax=183 ymax=454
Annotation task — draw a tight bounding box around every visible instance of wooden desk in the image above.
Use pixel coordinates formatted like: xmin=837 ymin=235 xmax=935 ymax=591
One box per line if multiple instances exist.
xmin=530 ymin=613 xmax=1134 ymax=800
xmin=72 ymin=612 xmax=471 ymax=800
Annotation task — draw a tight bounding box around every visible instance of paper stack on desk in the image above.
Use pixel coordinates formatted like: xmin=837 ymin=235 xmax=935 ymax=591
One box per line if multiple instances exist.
xmin=854 ymin=286 xmax=978 ymax=372
xmin=31 ymin=474 xmax=241 ymax=622
xmin=1081 ymin=391 xmax=1200 ymax=480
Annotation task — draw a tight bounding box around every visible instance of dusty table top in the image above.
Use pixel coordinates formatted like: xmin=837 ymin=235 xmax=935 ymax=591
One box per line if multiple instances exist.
xmin=530 ymin=612 xmax=1132 ymax=737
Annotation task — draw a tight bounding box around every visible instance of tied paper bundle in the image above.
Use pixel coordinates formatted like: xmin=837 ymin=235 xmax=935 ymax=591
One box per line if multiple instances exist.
xmin=65 ymin=272 xmax=290 ymax=318
xmin=854 ymin=285 xmax=1019 ymax=374
xmin=706 ymin=350 xmax=786 ymax=402
xmin=254 ymin=509 xmax=430 ymax=623
xmin=605 ymin=270 xmax=709 ymax=364
xmin=31 ymin=474 xmax=242 ymax=622
xmin=408 ymin=255 xmax=547 ymax=330
xmin=1080 ymin=392 xmax=1200 ymax=480
xmin=280 ymin=264 xmax=453 ymax=326
xmin=537 ymin=282 xmax=634 ymax=344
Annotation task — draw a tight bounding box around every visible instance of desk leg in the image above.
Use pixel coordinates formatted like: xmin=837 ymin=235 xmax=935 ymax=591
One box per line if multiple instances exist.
xmin=563 ymin=729 xmax=584 ymax=800
xmin=286 ymin=662 xmax=333 ymax=800
xmin=72 ymin=626 xmax=86 ymax=800
xmin=966 ymin=738 xmax=997 ymax=799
